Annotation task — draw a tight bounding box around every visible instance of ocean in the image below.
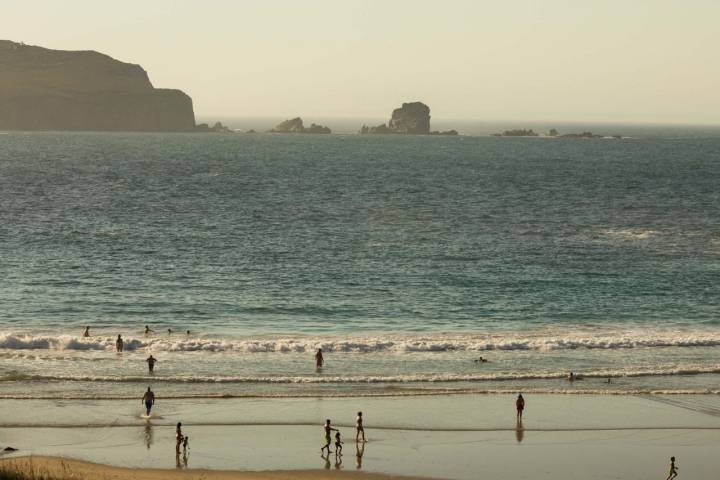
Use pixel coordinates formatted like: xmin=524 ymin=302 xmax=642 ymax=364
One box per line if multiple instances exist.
xmin=0 ymin=129 xmax=719 ymax=399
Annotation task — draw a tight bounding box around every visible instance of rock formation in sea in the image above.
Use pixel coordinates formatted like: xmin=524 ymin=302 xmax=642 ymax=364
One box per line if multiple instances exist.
xmin=360 ymin=102 xmax=456 ymax=135
xmin=270 ymin=117 xmax=331 ymax=134
xmin=0 ymin=40 xmax=196 ymax=132
xmin=195 ymin=121 xmax=233 ymax=133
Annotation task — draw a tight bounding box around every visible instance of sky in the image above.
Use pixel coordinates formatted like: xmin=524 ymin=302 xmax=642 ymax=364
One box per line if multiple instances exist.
xmin=3 ymin=0 xmax=720 ymax=123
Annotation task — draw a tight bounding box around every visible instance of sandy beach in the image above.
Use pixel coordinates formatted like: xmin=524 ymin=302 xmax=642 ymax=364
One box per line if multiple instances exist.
xmin=1 ymin=394 xmax=719 ymax=479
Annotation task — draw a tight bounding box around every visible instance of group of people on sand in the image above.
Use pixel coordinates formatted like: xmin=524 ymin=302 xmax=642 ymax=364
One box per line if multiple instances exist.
xmin=321 ymin=412 xmax=367 ymax=458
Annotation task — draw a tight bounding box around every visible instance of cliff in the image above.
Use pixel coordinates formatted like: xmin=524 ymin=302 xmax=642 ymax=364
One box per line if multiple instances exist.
xmin=360 ymin=102 xmax=437 ymax=135
xmin=270 ymin=117 xmax=331 ymax=134
xmin=0 ymin=40 xmax=196 ymax=132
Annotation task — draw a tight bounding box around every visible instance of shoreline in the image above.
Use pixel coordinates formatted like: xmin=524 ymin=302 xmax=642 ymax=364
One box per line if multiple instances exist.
xmin=0 ymin=456 xmax=422 ymax=480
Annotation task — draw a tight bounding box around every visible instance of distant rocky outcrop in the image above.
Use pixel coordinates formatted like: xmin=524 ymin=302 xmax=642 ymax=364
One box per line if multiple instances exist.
xmin=195 ymin=121 xmax=233 ymax=133
xmin=492 ymin=129 xmax=539 ymax=137
xmin=0 ymin=40 xmax=196 ymax=132
xmin=430 ymin=129 xmax=459 ymax=136
xmin=270 ymin=117 xmax=331 ymax=134
xmin=361 ymin=102 xmax=433 ymax=135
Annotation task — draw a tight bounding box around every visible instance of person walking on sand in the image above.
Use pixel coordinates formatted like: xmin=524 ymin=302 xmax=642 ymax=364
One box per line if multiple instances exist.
xmin=146 ymin=354 xmax=158 ymax=373
xmin=321 ymin=419 xmax=338 ymax=454
xmin=142 ymin=387 xmax=155 ymax=416
xmin=83 ymin=326 xmax=90 ymax=337
xmin=315 ymin=348 xmax=324 ymax=369
xmin=356 ymin=411 xmax=366 ymax=442
xmin=176 ymin=422 xmax=184 ymax=454
xmin=116 ymin=335 xmax=124 ymax=352
xmin=666 ymin=456 xmax=678 ymax=480
xmin=516 ymin=393 xmax=525 ymax=420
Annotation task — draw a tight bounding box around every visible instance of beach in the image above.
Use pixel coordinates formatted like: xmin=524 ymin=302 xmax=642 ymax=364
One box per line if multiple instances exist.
xmin=2 ymin=394 xmax=719 ymax=479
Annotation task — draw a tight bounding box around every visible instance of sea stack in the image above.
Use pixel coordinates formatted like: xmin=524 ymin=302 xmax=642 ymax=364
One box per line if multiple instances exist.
xmin=360 ymin=102 xmax=456 ymax=135
xmin=0 ymin=40 xmax=196 ymax=132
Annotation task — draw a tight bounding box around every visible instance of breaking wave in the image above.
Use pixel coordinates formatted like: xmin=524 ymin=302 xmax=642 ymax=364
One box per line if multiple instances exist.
xmin=1 ymin=331 xmax=720 ymax=353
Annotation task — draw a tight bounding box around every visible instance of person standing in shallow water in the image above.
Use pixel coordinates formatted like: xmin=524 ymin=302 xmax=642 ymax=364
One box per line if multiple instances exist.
xmin=116 ymin=335 xmax=124 ymax=352
xmin=356 ymin=411 xmax=366 ymax=442
xmin=82 ymin=326 xmax=90 ymax=337
xmin=142 ymin=387 xmax=155 ymax=416
xmin=146 ymin=354 xmax=157 ymax=373
xmin=516 ymin=393 xmax=525 ymax=420
xmin=315 ymin=348 xmax=324 ymax=369
xmin=176 ymin=422 xmax=184 ymax=454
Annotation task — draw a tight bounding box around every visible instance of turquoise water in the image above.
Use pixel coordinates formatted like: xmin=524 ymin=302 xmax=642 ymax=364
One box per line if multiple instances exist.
xmin=0 ymin=131 xmax=718 ymax=397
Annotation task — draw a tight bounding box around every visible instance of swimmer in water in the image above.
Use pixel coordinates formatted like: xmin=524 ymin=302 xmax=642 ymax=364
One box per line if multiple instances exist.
xmin=142 ymin=387 xmax=155 ymax=416
xmin=116 ymin=335 xmax=124 ymax=352
xmin=144 ymin=325 xmax=154 ymax=336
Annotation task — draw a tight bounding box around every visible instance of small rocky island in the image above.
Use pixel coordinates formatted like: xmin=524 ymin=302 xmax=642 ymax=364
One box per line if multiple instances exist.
xmin=493 ymin=128 xmax=621 ymax=138
xmin=0 ymin=40 xmax=197 ymax=132
xmin=360 ymin=102 xmax=458 ymax=135
xmin=270 ymin=117 xmax=331 ymax=134
xmin=195 ymin=121 xmax=233 ymax=133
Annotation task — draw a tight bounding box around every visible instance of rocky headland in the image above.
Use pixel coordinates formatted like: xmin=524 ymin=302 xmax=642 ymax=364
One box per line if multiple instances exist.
xmin=269 ymin=117 xmax=331 ymax=134
xmin=0 ymin=40 xmax=196 ymax=132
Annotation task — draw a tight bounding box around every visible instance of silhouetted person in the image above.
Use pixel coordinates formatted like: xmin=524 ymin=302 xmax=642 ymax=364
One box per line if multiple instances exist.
xmin=142 ymin=387 xmax=155 ymax=416
xmin=176 ymin=422 xmax=183 ymax=454
xmin=147 ymin=354 xmax=157 ymax=373
xmin=356 ymin=411 xmax=366 ymax=442
xmin=316 ymin=348 xmax=324 ymax=369
xmin=116 ymin=335 xmax=124 ymax=352
xmin=569 ymin=372 xmax=575 ymax=382
xmin=666 ymin=456 xmax=678 ymax=480
xmin=321 ymin=419 xmax=338 ymax=454
xmin=335 ymin=431 xmax=343 ymax=456
xmin=83 ymin=326 xmax=90 ymax=337
xmin=144 ymin=325 xmax=154 ymax=336
xmin=516 ymin=394 xmax=525 ymax=420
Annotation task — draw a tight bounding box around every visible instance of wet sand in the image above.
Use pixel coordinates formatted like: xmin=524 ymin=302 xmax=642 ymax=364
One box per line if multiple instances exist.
xmin=1 ymin=394 xmax=719 ymax=479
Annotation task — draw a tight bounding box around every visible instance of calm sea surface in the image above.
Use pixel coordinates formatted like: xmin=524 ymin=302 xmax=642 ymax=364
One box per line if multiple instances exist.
xmin=0 ymin=130 xmax=718 ymax=399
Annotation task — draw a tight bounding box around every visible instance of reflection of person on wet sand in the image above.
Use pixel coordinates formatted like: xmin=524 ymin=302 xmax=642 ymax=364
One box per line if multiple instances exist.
xmin=356 ymin=442 xmax=365 ymax=470
xmin=321 ymin=452 xmax=331 ymax=470
xmin=143 ymin=423 xmax=153 ymax=449
xmin=515 ymin=418 xmax=524 ymax=443
xmin=335 ymin=453 xmax=343 ymax=470
xmin=315 ymin=348 xmax=324 ymax=369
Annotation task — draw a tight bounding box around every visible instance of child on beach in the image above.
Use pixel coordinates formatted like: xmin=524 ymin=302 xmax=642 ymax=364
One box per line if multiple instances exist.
xmin=335 ymin=431 xmax=343 ymax=455
xmin=183 ymin=436 xmax=190 ymax=455
xmin=666 ymin=456 xmax=678 ymax=480
xmin=321 ymin=419 xmax=338 ymax=454
xmin=356 ymin=411 xmax=366 ymax=442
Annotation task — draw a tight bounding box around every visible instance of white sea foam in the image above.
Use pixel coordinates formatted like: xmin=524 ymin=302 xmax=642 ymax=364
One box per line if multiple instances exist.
xmin=3 ymin=364 xmax=719 ymax=384
xmin=1 ymin=331 xmax=720 ymax=353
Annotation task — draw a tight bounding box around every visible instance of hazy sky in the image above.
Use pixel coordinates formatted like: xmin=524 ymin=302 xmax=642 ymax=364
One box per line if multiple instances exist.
xmin=4 ymin=0 xmax=720 ymax=123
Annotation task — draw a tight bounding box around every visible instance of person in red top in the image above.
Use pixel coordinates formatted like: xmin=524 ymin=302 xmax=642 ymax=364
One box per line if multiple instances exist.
xmin=516 ymin=393 xmax=525 ymax=420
